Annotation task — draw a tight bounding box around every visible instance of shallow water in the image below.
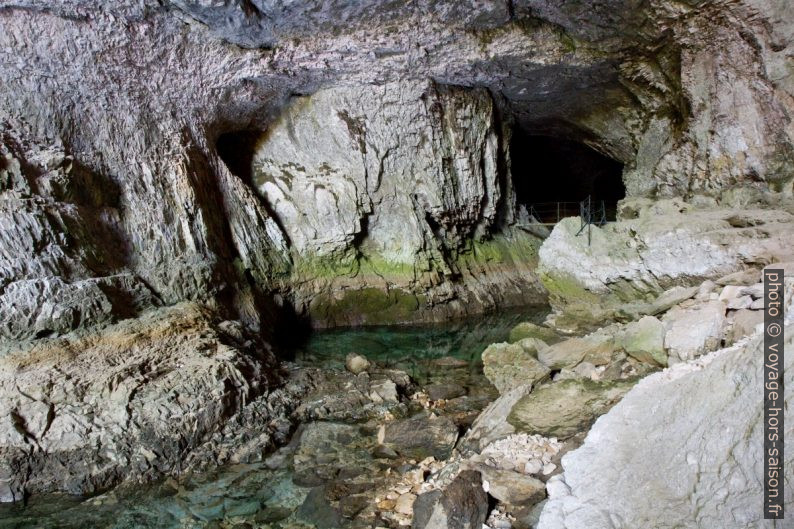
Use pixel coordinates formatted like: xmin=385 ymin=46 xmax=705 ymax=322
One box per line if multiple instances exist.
xmin=294 ymin=306 xmax=549 ymax=383
xmin=0 ymin=306 xmax=548 ymax=529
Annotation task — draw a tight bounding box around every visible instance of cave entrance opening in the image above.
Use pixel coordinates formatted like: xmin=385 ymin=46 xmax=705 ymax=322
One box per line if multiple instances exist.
xmin=510 ymin=129 xmax=625 ymax=224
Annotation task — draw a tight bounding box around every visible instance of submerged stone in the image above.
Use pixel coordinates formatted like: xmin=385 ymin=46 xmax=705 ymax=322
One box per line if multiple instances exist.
xmin=412 ymin=470 xmax=487 ymax=529
xmin=345 ymin=352 xmax=372 ymax=374
xmin=424 ymin=383 xmax=467 ymax=401
xmin=508 ymin=322 xmax=558 ymax=344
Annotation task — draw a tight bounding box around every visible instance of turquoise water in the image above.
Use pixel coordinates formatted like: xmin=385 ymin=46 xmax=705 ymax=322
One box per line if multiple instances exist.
xmin=294 ymin=306 xmax=549 ymax=383
xmin=0 ymin=306 xmax=548 ymax=529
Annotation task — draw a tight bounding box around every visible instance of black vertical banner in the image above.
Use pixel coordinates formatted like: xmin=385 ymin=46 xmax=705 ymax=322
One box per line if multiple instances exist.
xmin=764 ymin=268 xmax=784 ymax=519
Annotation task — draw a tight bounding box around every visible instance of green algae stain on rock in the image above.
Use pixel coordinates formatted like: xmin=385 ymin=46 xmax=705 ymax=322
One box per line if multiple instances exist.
xmin=309 ymin=287 xmax=427 ymax=326
xmin=462 ymin=234 xmax=541 ymax=269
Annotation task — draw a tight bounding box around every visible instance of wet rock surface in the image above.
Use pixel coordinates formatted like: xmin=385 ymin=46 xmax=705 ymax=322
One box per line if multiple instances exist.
xmin=380 ymin=413 xmax=460 ymax=461
xmin=539 ymin=274 xmax=794 ymax=528
xmin=540 ymin=201 xmax=794 ymax=330
xmin=0 ymin=263 xmax=788 ymax=528
xmin=412 ymin=470 xmax=488 ymax=529
xmin=0 ymin=2 xmax=793 ymax=527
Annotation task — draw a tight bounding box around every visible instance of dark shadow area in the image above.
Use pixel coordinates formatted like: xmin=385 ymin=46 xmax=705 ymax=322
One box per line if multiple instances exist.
xmin=216 ymin=130 xmax=263 ymax=186
xmin=511 ymin=129 xmax=625 ymax=222
xmin=215 ymin=130 xmax=315 ymax=358
xmin=270 ymin=299 xmax=314 ymax=361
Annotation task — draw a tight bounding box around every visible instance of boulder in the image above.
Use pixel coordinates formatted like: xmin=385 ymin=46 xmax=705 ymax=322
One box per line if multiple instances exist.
xmin=458 ymin=385 xmax=534 ymax=454
xmin=477 ymin=465 xmax=545 ymax=506
xmin=718 ymin=285 xmax=744 ymax=302
xmin=729 ymin=309 xmax=764 ymax=342
xmin=425 ymin=383 xmax=467 ymax=402
xmin=339 ymin=494 xmax=370 ymax=518
xmin=663 ymin=300 xmax=727 ymax=362
xmin=395 ymin=492 xmax=418 ymax=515
xmin=616 ymin=315 xmax=667 ymax=366
xmin=370 ymin=379 xmax=399 ymax=403
xmin=380 ymin=413 xmax=459 ymax=461
xmin=726 ymin=295 xmax=753 ymax=310
xmin=412 ymin=470 xmax=487 ymax=529
xmin=741 ymin=283 xmax=764 ymax=299
xmin=507 ymin=379 xmax=634 ymax=439
xmin=515 ymin=338 xmax=550 ymax=357
xmin=715 ymin=269 xmax=762 ymax=286
xmin=537 ymin=323 xmax=794 ymax=529
xmin=345 ymin=353 xmax=371 ymax=374
xmin=294 ymin=422 xmax=373 ymax=486
xmin=482 ymin=342 xmax=550 ymax=395
xmin=508 ymin=322 xmax=558 ymax=344
xmin=297 ymin=487 xmax=343 ymax=529
xmin=537 ymin=334 xmax=613 ymax=370
xmin=572 ymin=361 xmax=598 ymax=379
xmin=620 ymin=285 xmax=700 ymax=320
xmin=647 ymin=285 xmax=700 ymax=315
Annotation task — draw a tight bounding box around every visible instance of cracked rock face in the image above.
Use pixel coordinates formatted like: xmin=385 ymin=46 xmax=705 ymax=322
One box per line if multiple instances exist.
xmin=538 ymin=197 xmax=794 ymax=328
xmin=250 ymin=80 xmax=548 ymax=323
xmin=0 ymin=303 xmax=302 ymax=501
xmin=253 ymin=81 xmax=506 ymax=264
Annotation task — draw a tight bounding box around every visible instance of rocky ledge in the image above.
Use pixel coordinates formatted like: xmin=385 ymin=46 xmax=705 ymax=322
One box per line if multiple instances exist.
xmin=0 ymin=302 xmax=302 ymax=502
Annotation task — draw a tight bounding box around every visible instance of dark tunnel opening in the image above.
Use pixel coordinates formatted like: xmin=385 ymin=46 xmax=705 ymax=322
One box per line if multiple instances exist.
xmin=511 ymin=130 xmax=625 ymax=223
xmin=216 ymin=130 xmax=263 ymax=186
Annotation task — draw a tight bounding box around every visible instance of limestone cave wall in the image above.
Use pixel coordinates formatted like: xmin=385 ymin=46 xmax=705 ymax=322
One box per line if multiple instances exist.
xmin=0 ymin=0 xmax=792 ymax=339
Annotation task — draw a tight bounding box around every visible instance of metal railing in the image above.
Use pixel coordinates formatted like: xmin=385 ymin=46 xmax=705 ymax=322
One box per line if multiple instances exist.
xmin=527 ymin=202 xmax=581 ymax=224
xmin=576 ymin=196 xmax=607 ymax=246
xmin=527 ymin=196 xmax=608 ymax=246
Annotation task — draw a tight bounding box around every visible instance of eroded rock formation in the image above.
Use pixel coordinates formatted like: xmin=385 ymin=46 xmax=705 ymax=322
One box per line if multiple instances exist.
xmin=0 ymin=0 xmax=793 ymax=516
xmin=2 ymin=0 xmax=793 ymax=335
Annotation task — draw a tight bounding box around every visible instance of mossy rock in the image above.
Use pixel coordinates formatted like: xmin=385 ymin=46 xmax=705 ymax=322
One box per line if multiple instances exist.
xmin=616 ymin=315 xmax=667 ymax=367
xmin=540 ymin=270 xmax=603 ymax=310
xmin=507 ymin=378 xmax=635 ymax=439
xmin=309 ymin=287 xmax=426 ymax=326
xmin=482 ymin=341 xmax=550 ymax=394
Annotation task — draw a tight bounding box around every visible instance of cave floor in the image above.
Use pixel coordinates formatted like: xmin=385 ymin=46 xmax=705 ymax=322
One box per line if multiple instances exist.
xmin=0 ymin=307 xmax=549 ymax=529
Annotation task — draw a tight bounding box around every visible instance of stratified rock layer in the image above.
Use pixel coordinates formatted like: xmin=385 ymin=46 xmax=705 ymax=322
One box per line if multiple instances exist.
xmin=0 ymin=303 xmax=299 ymax=500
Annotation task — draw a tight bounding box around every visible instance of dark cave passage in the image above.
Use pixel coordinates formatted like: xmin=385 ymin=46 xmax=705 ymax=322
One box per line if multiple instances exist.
xmin=216 ymin=130 xmax=263 ymax=186
xmin=511 ymin=130 xmax=625 ymax=223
